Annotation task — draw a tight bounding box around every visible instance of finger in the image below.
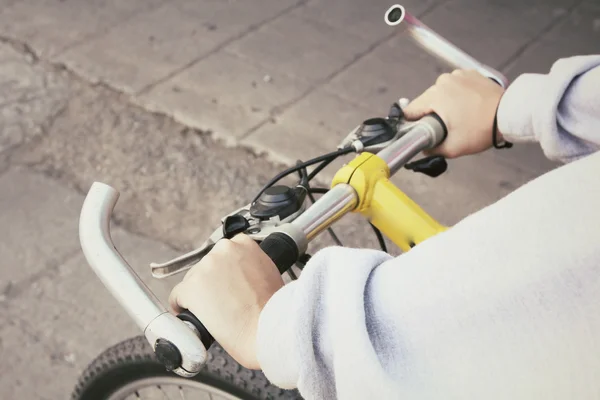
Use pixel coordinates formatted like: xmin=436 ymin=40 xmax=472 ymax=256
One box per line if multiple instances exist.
xmin=402 ymin=86 xmax=437 ymax=120
xmin=423 ymin=139 xmax=449 ymax=156
xmin=231 ymin=233 xmax=257 ymax=247
xmin=435 ymin=72 xmax=452 ymax=85
xmin=423 ymin=147 xmax=441 ymax=157
xmin=169 ymin=282 xmax=186 ymax=314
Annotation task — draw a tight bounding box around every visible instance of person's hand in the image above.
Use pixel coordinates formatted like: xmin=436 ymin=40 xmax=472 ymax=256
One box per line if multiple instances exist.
xmin=169 ymin=234 xmax=284 ymax=370
xmin=403 ymin=70 xmax=506 ymax=158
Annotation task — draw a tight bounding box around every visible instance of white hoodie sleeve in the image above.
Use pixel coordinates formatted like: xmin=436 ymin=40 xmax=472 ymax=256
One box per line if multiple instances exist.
xmin=256 ymin=56 xmax=600 ymax=400
xmin=497 ymin=54 xmax=600 ymax=163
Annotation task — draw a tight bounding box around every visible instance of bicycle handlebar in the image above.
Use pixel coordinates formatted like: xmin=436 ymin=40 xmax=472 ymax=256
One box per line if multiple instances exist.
xmin=78 ymin=114 xmax=446 ymax=377
xmin=79 ymin=183 xmax=208 ymax=376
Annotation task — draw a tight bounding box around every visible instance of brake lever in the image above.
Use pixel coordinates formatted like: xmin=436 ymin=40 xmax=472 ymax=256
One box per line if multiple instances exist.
xmin=151 ymin=196 xmax=308 ymax=278
xmin=150 ymin=205 xmax=252 ymax=278
xmin=150 ymin=238 xmax=217 ymax=278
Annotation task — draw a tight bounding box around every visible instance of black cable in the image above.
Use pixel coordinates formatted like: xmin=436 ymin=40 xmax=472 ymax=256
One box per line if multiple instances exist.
xmin=306 ymin=134 xmax=385 ymax=182
xmin=296 ymin=160 xmax=309 ymax=186
xmin=307 ymin=157 xmax=336 ymax=182
xmin=252 ymin=147 xmax=354 ymax=204
xmin=368 ymin=222 xmax=388 ymax=253
xmin=308 ymin=187 xmax=328 ymax=194
xmin=253 ymin=134 xmax=386 ymax=204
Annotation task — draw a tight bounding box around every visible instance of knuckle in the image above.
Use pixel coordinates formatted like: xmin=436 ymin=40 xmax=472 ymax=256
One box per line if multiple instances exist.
xmin=233 ymin=233 xmax=254 ymax=246
xmin=436 ymin=73 xmax=451 ymax=85
xmin=213 ymin=238 xmax=234 ymax=253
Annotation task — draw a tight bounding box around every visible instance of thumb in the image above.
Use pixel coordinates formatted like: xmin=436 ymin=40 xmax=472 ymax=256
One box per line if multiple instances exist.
xmin=402 ymin=87 xmax=436 ymax=121
xmin=169 ymin=282 xmax=186 ymax=314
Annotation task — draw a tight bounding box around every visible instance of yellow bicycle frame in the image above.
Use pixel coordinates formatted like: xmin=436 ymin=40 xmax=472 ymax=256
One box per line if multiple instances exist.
xmin=332 ymin=152 xmax=447 ymax=252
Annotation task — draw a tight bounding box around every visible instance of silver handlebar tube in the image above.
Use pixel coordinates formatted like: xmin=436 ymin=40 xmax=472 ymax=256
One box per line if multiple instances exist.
xmin=378 ymin=115 xmax=446 ymax=175
xmin=403 ymin=12 xmax=509 ymax=89
xmin=292 ymin=183 xmax=358 ymax=240
xmin=80 ymin=182 xmax=207 ymax=377
xmin=290 ymin=115 xmax=446 ymax=240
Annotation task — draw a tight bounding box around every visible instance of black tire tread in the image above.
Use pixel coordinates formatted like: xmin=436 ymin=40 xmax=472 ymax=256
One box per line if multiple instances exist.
xmin=71 ymin=336 xmax=301 ymax=400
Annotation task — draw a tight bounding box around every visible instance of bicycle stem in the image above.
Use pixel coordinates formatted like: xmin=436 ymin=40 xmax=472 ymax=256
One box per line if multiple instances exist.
xmin=289 ymin=114 xmax=447 ymax=240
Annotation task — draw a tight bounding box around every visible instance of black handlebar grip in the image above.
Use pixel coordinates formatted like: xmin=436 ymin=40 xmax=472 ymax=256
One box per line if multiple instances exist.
xmin=259 ymin=232 xmax=300 ymax=274
xmin=177 ymin=309 xmax=215 ymax=350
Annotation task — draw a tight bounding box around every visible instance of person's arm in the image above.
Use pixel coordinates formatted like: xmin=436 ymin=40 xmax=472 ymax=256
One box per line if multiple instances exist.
xmin=402 ymin=55 xmax=600 ymax=163
xmin=497 ymin=55 xmax=600 ymax=163
xmin=257 ymin=148 xmax=600 ymax=398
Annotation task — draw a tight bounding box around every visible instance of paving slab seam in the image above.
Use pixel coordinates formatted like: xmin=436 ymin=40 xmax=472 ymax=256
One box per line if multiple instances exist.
xmin=0 ymin=247 xmax=82 ymax=305
xmin=0 ymin=0 xmax=450 ymax=176
xmin=217 ymin=46 xmax=402 ymax=114
xmin=135 ymin=0 xmax=309 ymax=97
xmin=498 ymin=0 xmax=587 ymax=73
xmin=0 ymin=35 xmax=309 ymax=218
xmin=0 ymin=34 xmax=39 ymax=62
xmin=27 ymin=164 xmax=192 ymax=254
xmin=238 ymin=0 xmax=452 ymax=143
xmin=49 ymin=0 xmax=170 ymax=61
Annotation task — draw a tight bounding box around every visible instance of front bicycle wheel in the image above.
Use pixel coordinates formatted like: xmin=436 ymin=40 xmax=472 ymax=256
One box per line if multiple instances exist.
xmin=71 ymin=336 xmax=301 ymax=400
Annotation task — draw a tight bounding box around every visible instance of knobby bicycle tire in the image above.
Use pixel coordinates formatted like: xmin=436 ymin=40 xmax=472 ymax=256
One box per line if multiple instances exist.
xmin=71 ymin=335 xmax=302 ymax=400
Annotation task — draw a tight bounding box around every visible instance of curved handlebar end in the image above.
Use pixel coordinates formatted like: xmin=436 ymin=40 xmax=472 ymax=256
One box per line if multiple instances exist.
xmin=79 ymin=182 xmax=208 ymax=376
xmin=79 ymin=182 xmax=165 ymax=329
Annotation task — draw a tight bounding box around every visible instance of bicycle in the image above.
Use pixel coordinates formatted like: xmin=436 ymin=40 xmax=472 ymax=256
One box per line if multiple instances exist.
xmin=71 ymin=11 xmax=508 ymax=400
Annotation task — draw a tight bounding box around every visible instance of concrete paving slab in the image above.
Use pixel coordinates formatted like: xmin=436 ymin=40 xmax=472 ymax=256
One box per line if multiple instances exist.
xmin=0 ymin=42 xmax=70 ymax=156
xmin=0 ymin=227 xmax=180 ymax=400
xmin=225 ymin=10 xmax=374 ymax=84
xmin=0 ymin=0 xmax=164 ymax=58
xmin=420 ymin=0 xmax=579 ymax=70
xmin=242 ymin=87 xmax=379 ymax=165
xmin=0 ymin=317 xmax=79 ymax=400
xmin=138 ymin=50 xmax=310 ymax=140
xmin=0 ymin=0 xmax=16 ymax=12
xmin=0 ymin=169 xmax=83 ymax=294
xmin=504 ymin=2 xmax=600 ymax=79
xmin=294 ymin=0 xmax=440 ymax=43
xmin=324 ymin=32 xmax=448 ymax=112
xmin=11 ymin=77 xmax=289 ymax=251
xmin=57 ymin=0 xmax=298 ymax=94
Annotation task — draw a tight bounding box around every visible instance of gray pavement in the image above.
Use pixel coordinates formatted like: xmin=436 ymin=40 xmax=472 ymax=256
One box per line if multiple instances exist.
xmin=0 ymin=0 xmax=598 ymax=398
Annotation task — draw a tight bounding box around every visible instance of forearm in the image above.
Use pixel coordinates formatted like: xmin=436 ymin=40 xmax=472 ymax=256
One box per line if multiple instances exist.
xmin=497 ymin=55 xmax=600 ymax=163
xmin=256 ymin=247 xmax=394 ymax=398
